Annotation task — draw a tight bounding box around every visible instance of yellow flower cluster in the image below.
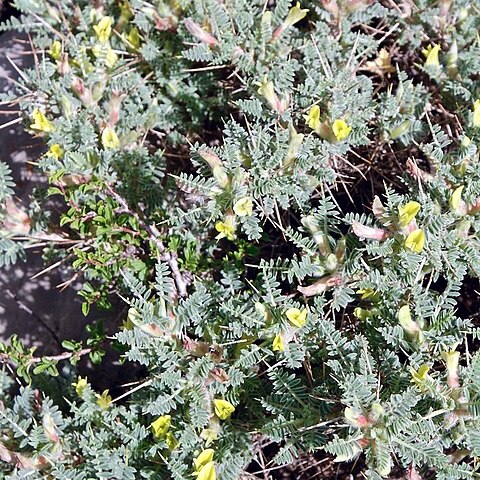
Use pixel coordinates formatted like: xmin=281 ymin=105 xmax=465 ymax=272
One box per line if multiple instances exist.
xmin=304 ymin=105 xmax=352 ymax=141
xmin=150 ymin=414 xmax=178 ymax=450
xmin=193 ymin=449 xmax=216 ymax=480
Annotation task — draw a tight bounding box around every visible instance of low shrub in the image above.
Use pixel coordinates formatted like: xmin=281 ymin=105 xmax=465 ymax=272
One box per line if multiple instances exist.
xmin=1 ymin=0 xmax=480 ymax=478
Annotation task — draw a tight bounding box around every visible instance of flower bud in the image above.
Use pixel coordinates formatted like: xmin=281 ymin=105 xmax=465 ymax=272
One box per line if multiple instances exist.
xmin=368 ymin=403 xmax=384 ymax=423
xmin=372 ymin=196 xmax=385 ymax=218
xmin=71 ymin=77 xmax=93 ymax=106
xmin=450 ymin=186 xmax=467 ymax=215
xmin=184 ymin=18 xmax=217 ymax=46
xmin=59 ymin=53 xmax=70 ymax=76
xmin=61 ymin=95 xmax=72 ymax=118
xmin=441 ymin=349 xmax=460 ymax=389
xmin=354 ymin=307 xmax=372 ymax=321
xmin=272 ymin=2 xmax=308 ymax=40
xmin=325 ymin=253 xmax=337 ymax=272
xmin=406 ymin=158 xmax=434 ymax=182
xmin=447 ymin=39 xmax=458 ymax=78
xmin=352 ymin=220 xmax=389 ymax=240
xmin=199 ymin=150 xmax=230 ymax=189
xmin=473 ymin=99 xmax=480 ymax=128
xmin=390 ymin=120 xmax=411 ymax=139
xmin=48 ymin=40 xmax=62 ymax=60
xmin=457 ymin=219 xmax=471 ymax=238
xmin=301 ymin=215 xmax=331 ymax=255
xmin=335 ymin=237 xmax=346 ymax=263
xmin=283 ymin=125 xmax=304 ymax=168
xmin=256 ymin=76 xmax=285 ymax=114
xmin=298 ymin=274 xmax=342 ymax=297
xmin=407 ymin=465 xmax=422 ymax=480
xmin=43 ymin=414 xmax=59 ymax=443
xmin=72 ymin=376 xmax=88 ymax=396
xmin=443 ymin=411 xmax=459 ymax=429
xmin=321 ymin=0 xmax=339 ymax=17
xmin=108 ymin=90 xmax=125 ymax=126
xmin=255 ymin=302 xmax=271 ymax=321
xmin=344 ymin=407 xmax=369 ymax=428
xmin=398 ymin=305 xmax=422 ymax=339
xmin=126 ymin=27 xmax=141 ymax=49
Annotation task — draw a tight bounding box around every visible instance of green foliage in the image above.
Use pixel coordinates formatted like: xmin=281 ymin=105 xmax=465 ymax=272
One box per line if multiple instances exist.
xmin=0 ymin=0 xmax=480 ymax=478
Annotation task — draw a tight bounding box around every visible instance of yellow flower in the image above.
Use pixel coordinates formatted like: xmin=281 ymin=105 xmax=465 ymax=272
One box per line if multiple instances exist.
xmin=257 ymin=76 xmax=275 ymax=103
xmin=398 ymin=201 xmax=421 ymax=227
xmin=151 ymin=415 xmax=171 ymax=438
xmin=92 ymin=44 xmax=118 ymax=68
xmin=72 ymin=376 xmax=88 ymax=396
xmin=256 ymin=75 xmax=282 ymax=112
xmin=215 ymin=220 xmax=235 ymax=241
xmin=166 ymin=431 xmax=179 ymax=450
xmin=286 ymin=307 xmax=307 ymax=327
xmin=233 ymin=197 xmax=253 ymax=217
xmin=356 ymin=288 xmax=376 ymax=300
xmin=213 ymin=399 xmax=235 ymax=420
xmin=405 ymin=229 xmax=425 ymax=253
xmin=47 ymin=144 xmax=64 ymax=159
xmin=284 ymin=2 xmax=309 ymax=28
xmin=304 ymin=105 xmax=321 ymax=132
xmin=101 ymin=126 xmax=120 ymax=149
xmin=422 ymin=44 xmax=441 ymax=67
xmin=473 ymin=99 xmax=480 ymax=128
xmin=449 ymin=185 xmax=464 ymax=212
xmin=441 ymin=349 xmax=460 ymax=375
xmin=200 ymin=427 xmax=219 ymax=446
xmin=284 ymin=125 xmax=304 ymax=166
xmin=30 ymin=108 xmax=54 ymax=133
xmin=390 ymin=120 xmax=412 ymax=139
xmin=96 ymin=390 xmax=112 ymax=410
xmin=441 ymin=348 xmax=460 ymax=388
xmin=272 ymin=333 xmax=285 ymax=352
xmin=197 ymin=462 xmax=216 ymax=480
xmin=93 ymin=16 xmax=113 ymax=43
xmin=410 ymin=364 xmax=431 ymax=385
xmin=49 ymin=40 xmax=62 ymax=60
xmin=194 ymin=449 xmax=215 ymax=473
xmin=332 ymin=119 xmax=352 ymax=141
xmin=398 ymin=304 xmax=416 ymax=332
xmin=353 ymin=307 xmax=371 ymax=321
xmin=126 ymin=27 xmax=141 ymax=49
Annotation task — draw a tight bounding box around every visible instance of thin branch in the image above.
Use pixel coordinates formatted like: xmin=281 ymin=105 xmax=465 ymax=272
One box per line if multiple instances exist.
xmin=104 ymin=186 xmax=189 ymax=297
